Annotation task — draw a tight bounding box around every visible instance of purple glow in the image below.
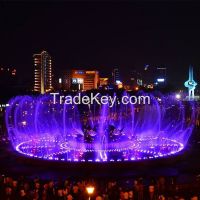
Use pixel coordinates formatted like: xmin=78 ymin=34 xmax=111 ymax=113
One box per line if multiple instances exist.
xmin=6 ymin=93 xmax=195 ymax=162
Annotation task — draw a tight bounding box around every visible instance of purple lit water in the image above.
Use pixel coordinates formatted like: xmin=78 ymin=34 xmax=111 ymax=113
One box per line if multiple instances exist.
xmin=6 ymin=92 xmax=195 ymax=162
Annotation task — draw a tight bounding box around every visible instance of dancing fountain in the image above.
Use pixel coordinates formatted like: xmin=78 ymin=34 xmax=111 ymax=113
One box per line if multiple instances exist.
xmin=6 ymin=92 xmax=195 ymax=162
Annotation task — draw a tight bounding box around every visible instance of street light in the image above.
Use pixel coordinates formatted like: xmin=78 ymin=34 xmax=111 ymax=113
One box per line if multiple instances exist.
xmin=86 ymin=186 xmax=95 ymax=200
xmin=175 ymin=93 xmax=181 ymax=100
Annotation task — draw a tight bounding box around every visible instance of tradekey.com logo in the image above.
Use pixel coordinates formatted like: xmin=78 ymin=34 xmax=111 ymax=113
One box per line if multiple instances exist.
xmin=50 ymin=92 xmax=151 ymax=107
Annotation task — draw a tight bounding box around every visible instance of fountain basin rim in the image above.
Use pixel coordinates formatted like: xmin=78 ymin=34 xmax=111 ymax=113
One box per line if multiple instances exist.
xmin=14 ymin=136 xmax=185 ymax=162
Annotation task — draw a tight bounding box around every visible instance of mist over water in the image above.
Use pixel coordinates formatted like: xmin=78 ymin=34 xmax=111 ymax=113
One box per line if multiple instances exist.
xmin=6 ymin=92 xmax=195 ymax=162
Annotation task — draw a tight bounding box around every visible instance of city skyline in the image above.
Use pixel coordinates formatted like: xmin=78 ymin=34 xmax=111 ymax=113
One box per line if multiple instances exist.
xmin=1 ymin=2 xmax=200 ymax=87
xmin=0 ymin=50 xmax=197 ymax=91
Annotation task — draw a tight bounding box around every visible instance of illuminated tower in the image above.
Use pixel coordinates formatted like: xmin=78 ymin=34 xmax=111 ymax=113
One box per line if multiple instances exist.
xmin=33 ymin=51 xmax=53 ymax=94
xmin=184 ymin=66 xmax=197 ymax=100
xmin=112 ymin=67 xmax=120 ymax=84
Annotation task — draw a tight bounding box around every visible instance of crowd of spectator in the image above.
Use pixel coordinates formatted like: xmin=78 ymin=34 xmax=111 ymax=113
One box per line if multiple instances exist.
xmin=0 ymin=175 xmax=200 ymax=200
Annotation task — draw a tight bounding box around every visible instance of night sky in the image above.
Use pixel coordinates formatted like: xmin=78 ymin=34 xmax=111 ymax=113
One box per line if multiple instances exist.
xmin=1 ymin=1 xmax=200 ymax=87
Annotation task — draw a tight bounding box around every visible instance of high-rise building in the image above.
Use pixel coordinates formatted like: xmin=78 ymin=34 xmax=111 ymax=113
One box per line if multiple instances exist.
xmin=60 ymin=69 xmax=99 ymax=91
xmin=155 ymin=67 xmax=167 ymax=86
xmin=84 ymin=71 xmax=99 ymax=90
xmin=112 ymin=67 xmax=120 ymax=84
xmin=33 ymin=51 xmax=53 ymax=94
xmin=71 ymin=70 xmax=85 ymax=91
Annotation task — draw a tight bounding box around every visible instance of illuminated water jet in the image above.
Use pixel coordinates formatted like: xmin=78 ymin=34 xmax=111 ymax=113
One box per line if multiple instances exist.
xmin=6 ymin=92 xmax=195 ymax=162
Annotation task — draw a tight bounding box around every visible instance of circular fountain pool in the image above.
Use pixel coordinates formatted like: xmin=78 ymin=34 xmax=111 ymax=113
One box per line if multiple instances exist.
xmin=15 ymin=136 xmax=184 ymax=162
xmin=6 ymin=93 xmax=194 ymax=162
